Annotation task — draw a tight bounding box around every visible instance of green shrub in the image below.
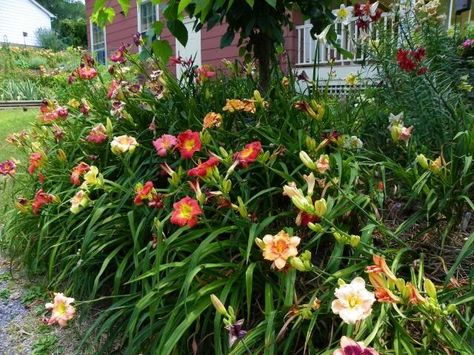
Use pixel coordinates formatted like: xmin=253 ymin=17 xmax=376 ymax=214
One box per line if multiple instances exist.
xmin=36 ymin=28 xmax=66 ymax=52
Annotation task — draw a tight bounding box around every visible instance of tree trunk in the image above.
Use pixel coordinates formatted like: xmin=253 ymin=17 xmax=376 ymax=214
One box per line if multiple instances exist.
xmin=253 ymin=33 xmax=273 ymax=93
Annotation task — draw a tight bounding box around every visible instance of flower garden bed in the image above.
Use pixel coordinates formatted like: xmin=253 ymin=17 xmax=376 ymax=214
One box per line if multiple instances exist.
xmin=0 ymin=4 xmax=473 ymax=355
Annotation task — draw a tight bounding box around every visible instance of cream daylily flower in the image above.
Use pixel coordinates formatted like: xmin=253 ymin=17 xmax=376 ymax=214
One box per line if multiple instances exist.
xmin=45 ymin=293 xmax=76 ymax=327
xmin=331 ymin=277 xmax=375 ymax=324
xmin=111 ymin=135 xmax=139 ymax=155
xmin=335 ymin=4 xmax=354 ymax=25
xmin=80 ymin=166 xmax=104 ymax=190
xmin=70 ymin=190 xmax=90 ymax=214
xmin=255 ymin=230 xmax=300 ymax=270
xmin=316 ymin=154 xmax=330 ymax=174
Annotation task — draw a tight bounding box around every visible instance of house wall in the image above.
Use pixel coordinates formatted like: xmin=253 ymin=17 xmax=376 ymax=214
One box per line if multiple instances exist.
xmin=85 ymin=1 xmax=302 ymax=70
xmin=0 ymin=0 xmax=52 ymax=47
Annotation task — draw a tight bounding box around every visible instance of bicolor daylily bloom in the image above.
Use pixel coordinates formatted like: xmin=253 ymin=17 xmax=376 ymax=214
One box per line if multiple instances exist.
xmin=176 ymin=130 xmax=201 ymax=159
xmin=111 ymin=135 xmax=139 ymax=155
xmin=87 ymin=124 xmax=108 ymax=144
xmin=28 ymin=152 xmax=45 ymax=175
xmin=255 ymin=230 xmax=300 ymax=270
xmin=78 ymin=66 xmax=97 ymax=80
xmin=134 ymin=181 xmax=157 ymax=206
xmin=0 ymin=160 xmax=17 ymax=176
xmin=70 ymin=190 xmax=90 ymax=214
xmin=70 ymin=162 xmax=90 ymax=186
xmin=203 ymin=112 xmax=223 ymax=129
xmin=153 ymin=134 xmax=177 ymax=157
xmin=331 ymin=277 xmax=375 ymax=324
xmin=45 ymin=293 xmax=76 ymax=327
xmin=333 ymin=336 xmax=379 ymax=355
xmin=234 ymin=141 xmax=262 ymax=167
xmin=170 ymin=196 xmax=203 ymax=228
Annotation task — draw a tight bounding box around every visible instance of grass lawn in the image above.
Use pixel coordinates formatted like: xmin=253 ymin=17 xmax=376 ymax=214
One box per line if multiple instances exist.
xmin=0 ymin=109 xmax=36 ymax=162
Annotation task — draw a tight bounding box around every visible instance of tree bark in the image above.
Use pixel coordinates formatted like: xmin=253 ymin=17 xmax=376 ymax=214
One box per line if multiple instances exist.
xmin=253 ymin=33 xmax=273 ymax=93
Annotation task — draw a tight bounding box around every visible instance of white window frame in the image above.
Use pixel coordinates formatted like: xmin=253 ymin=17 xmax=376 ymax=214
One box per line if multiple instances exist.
xmin=90 ymin=20 xmax=107 ymax=65
xmin=137 ymin=0 xmax=160 ymax=39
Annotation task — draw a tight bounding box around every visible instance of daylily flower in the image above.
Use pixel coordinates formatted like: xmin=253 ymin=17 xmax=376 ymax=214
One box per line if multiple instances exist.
xmin=368 ymin=273 xmax=401 ymax=303
xmin=86 ymin=124 xmax=108 ymax=144
xmin=331 ymin=277 xmax=375 ymax=324
xmin=170 ymin=196 xmax=203 ymax=228
xmin=333 ymin=336 xmax=379 ymax=355
xmin=153 ymin=134 xmax=177 ymax=157
xmin=133 ymin=32 xmax=143 ymax=47
xmin=28 ymin=152 xmax=45 ymax=175
xmin=80 ymin=166 xmax=104 ymax=190
xmin=188 ymin=156 xmax=220 ymax=178
xmin=0 ymin=160 xmax=16 ymax=176
xmin=80 ymin=99 xmax=91 ymax=115
xmin=202 ymin=112 xmax=223 ymax=129
xmin=70 ymin=162 xmax=91 ymax=186
xmin=196 ymin=64 xmax=216 ymax=84
xmin=406 ymin=282 xmax=426 ymax=305
xmin=255 ymin=230 xmax=300 ymax=270
xmin=32 ymin=189 xmax=55 ymax=215
xmin=111 ymin=135 xmax=139 ymax=155
xmin=56 ymin=106 xmax=68 ymax=118
xmin=78 ymin=65 xmax=97 ymax=80
xmin=107 ymin=80 xmax=122 ymax=100
xmin=45 ymin=293 xmax=75 ymax=327
xmin=70 ymin=190 xmax=90 ymax=214
xmin=345 ymin=73 xmax=358 ymax=86
xmin=225 ymin=319 xmax=247 ymax=347
xmin=316 ymin=154 xmax=330 ymax=174
xmin=223 ymin=99 xmax=256 ymax=114
xmin=110 ymin=44 xmax=128 ymax=63
xmin=134 ymin=181 xmax=156 ymax=205
xmin=283 ymin=182 xmax=305 ymax=199
xmin=176 ymin=130 xmax=201 ymax=159
xmin=234 ymin=141 xmax=262 ymax=167
xmin=365 ymin=255 xmax=397 ymax=281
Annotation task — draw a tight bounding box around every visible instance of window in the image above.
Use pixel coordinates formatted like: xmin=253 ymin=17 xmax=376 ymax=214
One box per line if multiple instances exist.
xmin=138 ymin=1 xmax=158 ymax=37
xmin=91 ymin=22 xmax=106 ymax=64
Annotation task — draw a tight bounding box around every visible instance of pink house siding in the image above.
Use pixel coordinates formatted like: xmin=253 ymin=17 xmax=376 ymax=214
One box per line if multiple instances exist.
xmin=86 ymin=1 xmax=302 ymax=70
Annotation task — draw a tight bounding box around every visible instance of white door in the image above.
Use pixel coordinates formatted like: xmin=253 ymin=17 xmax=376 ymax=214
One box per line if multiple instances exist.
xmin=175 ymin=17 xmax=201 ymax=78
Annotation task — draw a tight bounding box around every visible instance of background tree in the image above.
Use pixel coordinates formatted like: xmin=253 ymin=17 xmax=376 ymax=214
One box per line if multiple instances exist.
xmin=37 ymin=0 xmax=87 ymax=49
xmin=93 ymin=0 xmax=345 ymax=90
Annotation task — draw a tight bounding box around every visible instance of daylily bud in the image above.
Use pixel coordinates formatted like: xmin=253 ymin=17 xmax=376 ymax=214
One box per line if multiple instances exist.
xmin=299 ymin=151 xmax=316 ymax=170
xmin=201 ymin=130 xmax=212 ymax=145
xmin=313 ymin=198 xmax=327 ymax=217
xmin=222 ymin=179 xmax=232 ymax=195
xmin=291 ymin=195 xmax=312 ymax=213
xmin=57 ymin=149 xmax=67 ymax=161
xmin=416 ymin=154 xmax=429 ymax=169
xmin=424 ymin=279 xmax=437 ymax=299
xmin=447 ymin=304 xmax=456 ymax=314
xmin=337 ymin=278 xmax=346 ymax=286
xmin=305 ymin=136 xmax=317 ymax=151
xmin=106 ymin=117 xmax=114 ymax=136
xmin=255 ymin=238 xmax=265 ymax=250
xmin=349 ymin=234 xmax=360 ymax=248
xmin=395 ymin=278 xmax=406 ymax=292
xmin=303 ymin=173 xmax=316 ymax=196
xmin=237 ymin=196 xmax=248 ymax=218
xmin=308 ymin=222 xmax=324 ymax=233
xmin=290 ymin=257 xmax=306 ymax=271
xmin=210 ymin=294 xmax=229 ymax=317
xmin=219 ymin=147 xmax=229 ymax=159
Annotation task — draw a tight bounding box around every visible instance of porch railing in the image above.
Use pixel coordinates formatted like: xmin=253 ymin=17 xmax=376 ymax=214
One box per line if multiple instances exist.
xmin=295 ymin=13 xmax=394 ymax=66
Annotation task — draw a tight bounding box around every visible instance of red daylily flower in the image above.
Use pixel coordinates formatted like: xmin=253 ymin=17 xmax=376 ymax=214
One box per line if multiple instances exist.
xmin=188 ymin=156 xmax=220 ymax=178
xmin=134 ymin=181 xmax=155 ymax=205
xmin=32 ymin=189 xmax=55 ymax=215
xmin=78 ymin=65 xmax=98 ymax=80
xmin=170 ymin=196 xmax=202 ymax=228
xmin=234 ymin=141 xmax=262 ymax=167
xmin=176 ymin=130 xmax=201 ymax=159
xmin=70 ymin=162 xmax=91 ymax=186
xmin=86 ymin=124 xmax=108 ymax=144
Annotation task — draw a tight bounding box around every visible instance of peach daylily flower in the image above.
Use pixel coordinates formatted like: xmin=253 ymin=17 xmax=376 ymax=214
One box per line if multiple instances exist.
xmin=45 ymin=293 xmax=76 ymax=327
xmin=255 ymin=230 xmax=300 ymax=270
xmin=203 ymin=112 xmax=223 ymax=129
xmin=316 ymin=154 xmax=330 ymax=174
xmin=331 ymin=277 xmax=375 ymax=324
xmin=366 ymin=255 xmax=397 ymax=281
